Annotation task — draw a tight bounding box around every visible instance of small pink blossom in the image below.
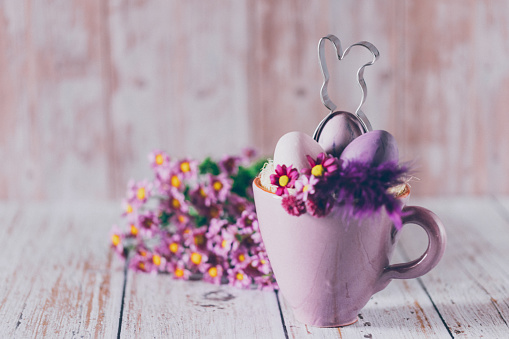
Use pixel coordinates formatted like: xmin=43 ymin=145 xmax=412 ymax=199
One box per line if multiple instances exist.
xmin=165 ymin=234 xmax=184 ymax=258
xmin=137 ymin=211 xmax=160 ymax=236
xmin=148 ymin=150 xmax=170 ymax=169
xmin=231 ymin=248 xmax=251 ymax=269
xmin=208 ymin=174 xmax=232 ymax=202
xmin=121 ymin=199 xmax=137 ymax=220
xmin=130 ymin=247 xmax=159 ymax=274
xmin=219 ymin=155 xmax=241 ymax=175
xmin=305 ymin=195 xmax=333 ymax=217
xmin=241 ymin=147 xmax=258 ymax=163
xmin=182 ymin=250 xmax=209 ymax=273
xmin=183 ymin=228 xmax=208 ymax=251
xmin=127 ymin=179 xmax=153 ymax=206
xmin=202 ymin=264 xmax=224 ymax=285
xmin=295 ymin=175 xmax=318 ymax=201
xmin=208 ymin=227 xmax=238 ymax=258
xmin=190 ymin=184 xmax=216 ymax=207
xmin=303 ymin=153 xmax=339 ymax=178
xmin=281 ymin=195 xmax=306 ymax=216
xmin=227 ymin=268 xmax=252 ymax=289
xmin=175 ymin=158 xmax=198 ymax=179
xmin=236 ymin=210 xmax=258 ymax=234
xmin=249 ymin=250 xmax=272 ymax=275
xmin=165 ymin=189 xmax=189 ymax=213
xmin=225 ymin=195 xmax=252 ymax=218
xmin=270 ymin=164 xmax=299 ymax=196
xmin=110 ymin=225 xmax=125 ymax=258
xmin=254 ymin=275 xmax=279 ymax=291
xmin=168 ymin=261 xmax=191 ymax=280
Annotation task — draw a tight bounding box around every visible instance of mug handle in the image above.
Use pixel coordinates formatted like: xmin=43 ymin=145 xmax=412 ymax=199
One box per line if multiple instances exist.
xmin=378 ymin=206 xmax=447 ymax=288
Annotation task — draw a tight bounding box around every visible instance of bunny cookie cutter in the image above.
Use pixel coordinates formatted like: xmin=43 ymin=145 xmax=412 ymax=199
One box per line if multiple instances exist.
xmin=313 ymin=34 xmax=379 ymax=140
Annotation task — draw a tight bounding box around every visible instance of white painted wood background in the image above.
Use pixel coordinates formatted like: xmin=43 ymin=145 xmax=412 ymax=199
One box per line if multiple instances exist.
xmin=1 ymin=1 xmax=509 ymax=201
xmin=1 ymin=197 xmax=509 ymax=337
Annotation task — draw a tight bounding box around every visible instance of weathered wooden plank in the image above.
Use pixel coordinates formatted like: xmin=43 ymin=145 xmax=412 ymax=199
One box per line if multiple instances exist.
xmin=399 ymin=1 xmax=509 ymax=195
xmin=278 ymin=249 xmax=451 ymax=338
xmin=246 ymin=0 xmax=332 ymax=155
xmin=495 ymin=196 xmax=509 ymax=224
xmin=399 ymin=197 xmax=509 ymax=337
xmin=0 ymin=203 xmax=124 ymax=338
xmin=0 ymin=0 xmax=113 ymax=200
xmin=107 ymin=0 xmax=254 ymax=196
xmin=120 ymin=272 xmax=285 ymax=338
xmin=327 ymin=0 xmax=401 ymax=133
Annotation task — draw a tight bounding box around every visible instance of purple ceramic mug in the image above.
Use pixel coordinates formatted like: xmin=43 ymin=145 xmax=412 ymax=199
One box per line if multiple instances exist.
xmin=253 ymin=178 xmax=446 ymax=327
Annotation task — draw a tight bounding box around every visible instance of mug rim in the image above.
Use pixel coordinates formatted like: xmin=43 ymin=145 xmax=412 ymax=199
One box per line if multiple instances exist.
xmin=253 ymin=176 xmax=411 ymax=199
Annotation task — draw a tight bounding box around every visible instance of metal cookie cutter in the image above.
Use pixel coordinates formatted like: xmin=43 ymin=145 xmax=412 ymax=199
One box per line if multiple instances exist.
xmin=313 ymin=34 xmax=380 ymax=140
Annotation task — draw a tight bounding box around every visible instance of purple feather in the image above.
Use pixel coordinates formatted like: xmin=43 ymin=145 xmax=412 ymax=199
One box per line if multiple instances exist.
xmin=335 ymin=161 xmax=409 ymax=229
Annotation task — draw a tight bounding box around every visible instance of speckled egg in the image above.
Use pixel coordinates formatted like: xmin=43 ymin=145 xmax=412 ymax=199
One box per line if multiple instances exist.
xmin=316 ymin=111 xmax=364 ymax=157
xmin=339 ymin=130 xmax=399 ymax=166
xmin=273 ymin=131 xmax=325 ymax=172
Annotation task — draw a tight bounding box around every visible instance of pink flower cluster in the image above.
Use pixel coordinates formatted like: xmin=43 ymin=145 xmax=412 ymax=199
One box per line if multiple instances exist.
xmin=272 ymin=153 xmax=339 ymax=217
xmin=271 ymin=153 xmax=409 ymax=229
xmin=111 ymin=149 xmax=278 ymax=291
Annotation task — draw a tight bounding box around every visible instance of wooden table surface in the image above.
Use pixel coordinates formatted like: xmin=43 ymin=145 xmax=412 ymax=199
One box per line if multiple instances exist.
xmin=1 ymin=197 xmax=508 ymax=338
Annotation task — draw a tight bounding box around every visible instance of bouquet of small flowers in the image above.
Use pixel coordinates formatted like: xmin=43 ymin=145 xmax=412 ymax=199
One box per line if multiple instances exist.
xmin=110 ymin=149 xmax=278 ymax=290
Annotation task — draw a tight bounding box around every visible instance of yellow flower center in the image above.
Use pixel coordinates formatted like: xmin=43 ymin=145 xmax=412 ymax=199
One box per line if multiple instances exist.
xmin=126 ymin=204 xmax=133 ymax=214
xmin=177 ymin=215 xmax=187 ymax=224
xmin=213 ymin=181 xmax=223 ymax=191
xmin=136 ymin=187 xmax=146 ymax=200
xmin=208 ymin=267 xmax=218 ymax=278
xmin=303 ymin=185 xmax=310 ymax=192
xmin=130 ymin=224 xmax=138 ymax=235
xmin=169 ymin=242 xmax=179 ymax=253
xmin=199 ymin=188 xmax=207 ymax=198
xmin=194 ymin=234 xmax=205 ymax=246
xmin=175 ymin=268 xmax=184 ymax=278
xmin=221 ymin=239 xmax=228 ymax=248
xmin=139 ymin=262 xmax=145 ymax=270
xmin=171 ymin=198 xmax=181 ymax=209
xmin=238 ymin=254 xmax=245 ymax=262
xmin=260 ymin=259 xmax=267 ymax=265
xmin=180 ymin=162 xmax=191 ymax=173
xmin=236 ymin=272 xmax=244 ymax=281
xmin=155 ymin=154 xmax=164 ymax=165
xmin=171 ymin=175 xmax=181 ymax=188
xmin=311 ymin=164 xmax=325 ymax=177
xmin=152 ymin=255 xmax=161 ymax=266
xmin=279 ymin=175 xmax=289 ymax=187
xmin=140 ymin=250 xmax=147 ymax=257
xmin=111 ymin=234 xmax=121 ymax=246
xmin=191 ymin=252 xmax=202 ymax=265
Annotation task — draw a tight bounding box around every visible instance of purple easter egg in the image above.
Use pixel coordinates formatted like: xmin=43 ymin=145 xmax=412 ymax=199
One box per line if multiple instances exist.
xmin=339 ymin=130 xmax=398 ymax=166
xmin=316 ymin=111 xmax=363 ymax=158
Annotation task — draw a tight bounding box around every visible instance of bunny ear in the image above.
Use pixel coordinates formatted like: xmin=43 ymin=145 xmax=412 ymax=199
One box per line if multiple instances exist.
xmin=318 ymin=35 xmax=379 ymax=133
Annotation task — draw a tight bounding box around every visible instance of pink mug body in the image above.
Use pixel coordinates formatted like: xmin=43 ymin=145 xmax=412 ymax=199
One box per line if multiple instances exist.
xmin=253 ymin=178 xmax=446 ymax=327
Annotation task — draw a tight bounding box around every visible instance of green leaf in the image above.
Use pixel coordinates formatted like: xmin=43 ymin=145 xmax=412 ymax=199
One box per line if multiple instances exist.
xmin=188 ymin=206 xmax=200 ymax=218
xmin=199 ymin=157 xmax=220 ymax=175
xmin=195 ymin=215 xmax=208 ymax=227
xmin=158 ymin=211 xmax=171 ymax=227
xmin=230 ymin=158 xmax=267 ymax=199
xmin=183 ymin=186 xmax=191 ymax=201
